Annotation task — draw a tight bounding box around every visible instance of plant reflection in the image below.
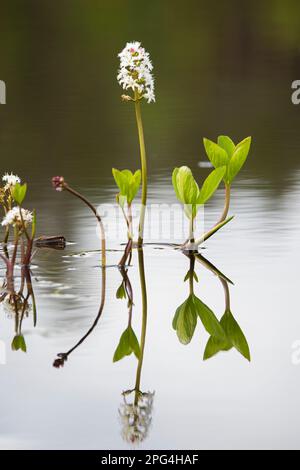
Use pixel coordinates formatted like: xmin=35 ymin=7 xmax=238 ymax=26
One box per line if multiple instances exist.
xmin=174 ymin=252 xmax=251 ymax=361
xmin=117 ymin=247 xmax=154 ymax=445
xmin=53 ymin=263 xmax=106 ymax=368
xmin=0 ymin=257 xmax=37 ymax=353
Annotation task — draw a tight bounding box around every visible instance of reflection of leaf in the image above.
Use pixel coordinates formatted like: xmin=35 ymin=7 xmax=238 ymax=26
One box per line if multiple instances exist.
xmin=172 ymin=295 xmax=197 ymax=345
xmin=113 ymin=326 xmax=141 ymax=362
xmin=193 ymin=296 xmax=226 ymax=341
xmin=173 ymin=294 xmax=225 ymax=345
xmin=183 ymin=271 xmax=199 ymax=283
xmin=204 ymin=310 xmax=250 ymax=361
xmin=11 ymin=335 xmax=27 ymax=352
xmin=116 ymin=282 xmax=126 ymax=299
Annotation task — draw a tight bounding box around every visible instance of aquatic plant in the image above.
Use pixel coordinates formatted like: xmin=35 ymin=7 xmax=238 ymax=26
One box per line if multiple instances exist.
xmin=112 ymin=168 xmax=141 ymax=266
xmin=52 ymin=176 xmax=106 ymax=266
xmin=173 ymin=255 xmax=226 ymax=345
xmin=172 ymin=165 xmax=228 ymax=249
xmin=117 ymin=41 xmax=155 ymax=246
xmin=0 ymin=177 xmax=36 ymax=272
xmin=172 ymin=135 xmax=252 ymax=250
xmin=203 ymin=276 xmax=250 ymax=361
xmin=113 ymin=266 xmax=141 ymax=362
xmin=203 ymin=135 xmax=252 ymax=226
xmin=0 ymin=265 xmax=37 ymax=353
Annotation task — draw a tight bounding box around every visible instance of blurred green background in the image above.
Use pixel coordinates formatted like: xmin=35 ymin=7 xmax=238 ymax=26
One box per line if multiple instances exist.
xmin=1 ymin=0 xmax=300 ymax=190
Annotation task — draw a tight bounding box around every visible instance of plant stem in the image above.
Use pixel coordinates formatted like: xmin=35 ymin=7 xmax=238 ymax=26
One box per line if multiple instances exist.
xmin=215 ymin=183 xmax=231 ymax=227
xmin=134 ymin=248 xmax=148 ymax=405
xmin=189 ymin=255 xmax=195 ymax=295
xmin=65 ymin=184 xmax=106 ymax=267
xmin=193 ymin=216 xmax=234 ymax=247
xmin=134 ymin=91 xmax=147 ymax=247
xmin=189 ymin=217 xmax=195 ymax=244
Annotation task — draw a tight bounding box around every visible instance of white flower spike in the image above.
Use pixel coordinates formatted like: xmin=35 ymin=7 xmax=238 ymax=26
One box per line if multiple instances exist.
xmin=117 ymin=41 xmax=155 ymax=103
xmin=1 ymin=207 xmax=33 ymax=227
xmin=2 ymin=173 xmax=21 ymax=189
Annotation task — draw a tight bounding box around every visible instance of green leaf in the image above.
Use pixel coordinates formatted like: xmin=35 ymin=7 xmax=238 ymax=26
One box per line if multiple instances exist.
xmin=112 ymin=168 xmax=127 ymax=194
xmin=203 ymin=139 xmax=229 ymax=168
xmin=172 ymin=166 xmax=200 ymax=205
xmin=173 ymin=295 xmax=198 ymax=345
xmin=192 ymin=295 xmax=226 ymax=340
xmin=128 ymin=327 xmax=141 ymax=359
xmin=116 ymin=282 xmax=127 ymax=299
xmin=128 ymin=170 xmax=141 ymax=204
xmin=203 ymin=333 xmax=231 ymax=360
xmin=12 ymin=183 xmax=27 ymax=205
xmin=11 ymin=335 xmax=27 ymax=352
xmin=217 ymin=136 xmax=236 ymax=159
xmin=222 ymin=310 xmax=251 ymax=361
xmin=226 ymin=137 xmax=252 ymax=183
xmin=198 ymin=166 xmax=226 ymax=204
xmin=112 ymin=168 xmax=141 ymax=205
xmin=203 ymin=310 xmax=250 ymax=361
xmin=113 ymin=326 xmax=141 ymax=362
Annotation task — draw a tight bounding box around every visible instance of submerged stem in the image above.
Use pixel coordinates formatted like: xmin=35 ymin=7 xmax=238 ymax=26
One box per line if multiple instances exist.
xmin=134 ymin=91 xmax=147 ymax=247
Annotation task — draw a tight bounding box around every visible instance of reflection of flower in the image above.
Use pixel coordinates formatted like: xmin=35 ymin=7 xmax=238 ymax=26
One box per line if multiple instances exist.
xmin=119 ymin=390 xmax=154 ymax=444
xmin=1 ymin=207 xmax=33 ymax=227
xmin=117 ymin=41 xmax=155 ymax=103
xmin=2 ymin=295 xmax=31 ymax=318
xmin=2 ymin=173 xmax=21 ymax=189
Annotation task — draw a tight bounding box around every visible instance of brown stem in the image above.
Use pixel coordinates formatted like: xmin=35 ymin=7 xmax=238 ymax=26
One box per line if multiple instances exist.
xmin=64 ymin=184 xmax=106 ymax=267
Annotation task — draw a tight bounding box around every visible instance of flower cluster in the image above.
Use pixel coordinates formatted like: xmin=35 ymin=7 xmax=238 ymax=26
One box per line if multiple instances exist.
xmin=119 ymin=391 xmax=154 ymax=444
xmin=52 ymin=176 xmax=66 ymax=192
xmin=1 ymin=207 xmax=33 ymax=227
xmin=2 ymin=173 xmax=21 ymax=191
xmin=117 ymin=41 xmax=155 ymax=103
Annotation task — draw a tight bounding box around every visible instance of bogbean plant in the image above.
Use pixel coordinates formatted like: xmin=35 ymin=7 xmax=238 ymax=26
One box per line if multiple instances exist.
xmin=173 ymin=254 xmax=250 ymax=361
xmin=117 ymin=42 xmax=155 ymax=247
xmin=0 ymin=173 xmax=36 ymax=272
xmin=172 ymin=136 xmax=252 ymax=249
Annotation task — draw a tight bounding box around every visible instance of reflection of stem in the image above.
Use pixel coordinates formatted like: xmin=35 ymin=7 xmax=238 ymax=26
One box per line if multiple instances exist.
xmin=134 ymin=248 xmax=148 ymax=405
xmin=134 ymin=91 xmax=147 ymax=247
xmin=189 ymin=255 xmax=195 ymax=295
xmin=193 ymin=253 xmax=234 ymax=285
xmin=64 ymin=184 xmax=106 ymax=267
xmin=53 ymin=266 xmax=106 ymax=367
xmin=119 ymin=265 xmax=134 ymax=326
xmin=219 ymin=277 xmax=231 ymax=311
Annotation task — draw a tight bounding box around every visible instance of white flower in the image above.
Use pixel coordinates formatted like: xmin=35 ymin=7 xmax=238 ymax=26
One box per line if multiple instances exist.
xmin=119 ymin=391 xmax=154 ymax=444
xmin=2 ymin=173 xmax=21 ymax=189
xmin=1 ymin=207 xmax=33 ymax=227
xmin=117 ymin=41 xmax=155 ymax=103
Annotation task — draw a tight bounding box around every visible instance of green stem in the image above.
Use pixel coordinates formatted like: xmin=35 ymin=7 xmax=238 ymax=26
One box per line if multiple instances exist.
xmin=189 ymin=255 xmax=195 ymax=295
xmin=134 ymin=248 xmax=148 ymax=405
xmin=215 ymin=183 xmax=231 ymax=227
xmin=134 ymin=91 xmax=147 ymax=247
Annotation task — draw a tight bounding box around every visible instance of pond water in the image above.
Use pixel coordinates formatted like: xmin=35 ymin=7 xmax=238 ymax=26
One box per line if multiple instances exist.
xmin=1 ymin=0 xmax=300 ymax=450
